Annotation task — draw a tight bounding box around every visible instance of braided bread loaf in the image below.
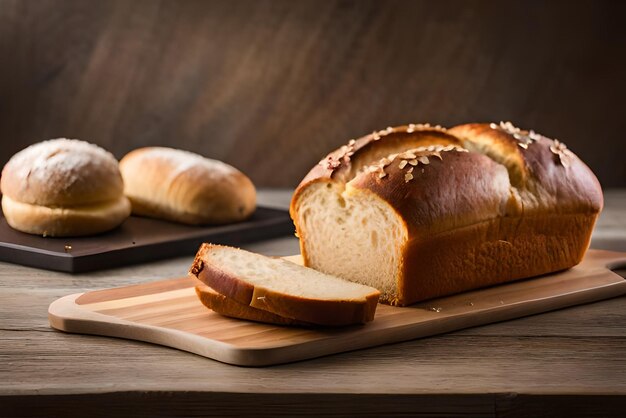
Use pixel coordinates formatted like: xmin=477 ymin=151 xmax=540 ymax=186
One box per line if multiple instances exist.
xmin=290 ymin=123 xmax=603 ymax=306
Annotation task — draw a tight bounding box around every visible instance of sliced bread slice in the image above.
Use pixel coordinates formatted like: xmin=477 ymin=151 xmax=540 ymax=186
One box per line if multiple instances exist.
xmin=189 ymin=244 xmax=380 ymax=326
xmin=195 ymin=284 xmax=310 ymax=326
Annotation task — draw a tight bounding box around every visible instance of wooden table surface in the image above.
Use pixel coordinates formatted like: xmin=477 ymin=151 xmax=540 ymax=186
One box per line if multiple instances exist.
xmin=1 ymin=189 xmax=625 ymax=417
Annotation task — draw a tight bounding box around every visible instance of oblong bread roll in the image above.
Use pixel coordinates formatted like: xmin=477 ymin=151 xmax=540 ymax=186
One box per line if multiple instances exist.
xmin=120 ymin=147 xmax=256 ymax=225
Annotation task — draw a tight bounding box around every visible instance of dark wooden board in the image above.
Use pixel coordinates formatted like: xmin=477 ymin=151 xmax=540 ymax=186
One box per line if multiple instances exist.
xmin=0 ymin=207 xmax=293 ymax=273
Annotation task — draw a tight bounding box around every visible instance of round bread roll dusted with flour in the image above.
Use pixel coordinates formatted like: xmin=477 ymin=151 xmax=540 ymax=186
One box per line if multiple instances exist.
xmin=1 ymin=139 xmax=131 ymax=237
xmin=119 ymin=147 xmax=256 ymax=225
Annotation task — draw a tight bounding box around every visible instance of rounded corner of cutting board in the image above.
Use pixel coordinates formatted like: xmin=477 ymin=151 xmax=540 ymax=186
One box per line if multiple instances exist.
xmin=48 ymin=293 xmax=84 ymax=331
xmin=45 ymin=291 xmax=297 ymax=366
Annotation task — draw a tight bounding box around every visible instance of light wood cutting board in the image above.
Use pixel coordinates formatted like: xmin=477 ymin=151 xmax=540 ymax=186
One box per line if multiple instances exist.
xmin=49 ymin=249 xmax=626 ymax=366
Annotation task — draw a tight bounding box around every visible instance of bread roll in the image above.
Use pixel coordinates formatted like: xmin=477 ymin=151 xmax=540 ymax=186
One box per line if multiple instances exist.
xmin=1 ymin=139 xmax=131 ymax=237
xmin=190 ymin=244 xmax=380 ymax=326
xmin=120 ymin=147 xmax=256 ymax=225
xmin=290 ymin=123 xmax=603 ymax=306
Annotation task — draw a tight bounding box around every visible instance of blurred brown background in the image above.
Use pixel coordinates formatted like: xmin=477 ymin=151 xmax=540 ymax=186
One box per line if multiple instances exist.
xmin=0 ymin=0 xmax=624 ymax=187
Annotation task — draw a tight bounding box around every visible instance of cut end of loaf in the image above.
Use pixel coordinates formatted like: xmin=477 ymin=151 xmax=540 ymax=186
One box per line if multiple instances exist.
xmin=292 ymin=181 xmax=408 ymax=304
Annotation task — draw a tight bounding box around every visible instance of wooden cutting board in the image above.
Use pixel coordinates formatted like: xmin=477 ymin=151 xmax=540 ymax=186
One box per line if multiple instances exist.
xmin=49 ymin=249 xmax=626 ymax=366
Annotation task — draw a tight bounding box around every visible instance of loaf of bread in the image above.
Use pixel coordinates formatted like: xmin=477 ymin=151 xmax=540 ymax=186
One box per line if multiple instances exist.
xmin=1 ymin=139 xmax=131 ymax=237
xmin=119 ymin=147 xmax=256 ymax=225
xmin=290 ymin=122 xmax=603 ymax=306
xmin=190 ymin=244 xmax=380 ymax=326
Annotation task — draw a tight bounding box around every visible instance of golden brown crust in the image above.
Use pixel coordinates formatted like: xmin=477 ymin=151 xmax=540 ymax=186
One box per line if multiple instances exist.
xmin=1 ymin=139 xmax=124 ymax=207
xmin=189 ymin=244 xmax=255 ymax=305
xmin=291 ymin=122 xmax=604 ymax=306
xmin=120 ymin=147 xmax=256 ymax=225
xmin=189 ymin=243 xmax=379 ymax=326
xmin=295 ymin=124 xmax=461 ymax=188
xmin=398 ymin=213 xmax=596 ymax=303
xmin=348 ymin=147 xmax=513 ymax=237
xmin=195 ymin=285 xmax=310 ymax=326
xmin=0 ymin=139 xmax=130 ymax=237
xmin=1 ymin=195 xmax=131 ymax=237
xmin=449 ymin=123 xmax=603 ymax=215
xmin=290 ymin=125 xmax=465 ymax=263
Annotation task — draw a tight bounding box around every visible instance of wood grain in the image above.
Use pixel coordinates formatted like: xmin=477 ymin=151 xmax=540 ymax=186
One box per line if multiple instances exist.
xmin=2 ymin=190 xmax=626 ymax=416
xmin=47 ymin=250 xmax=626 ymax=366
xmin=0 ymin=0 xmax=624 ymax=187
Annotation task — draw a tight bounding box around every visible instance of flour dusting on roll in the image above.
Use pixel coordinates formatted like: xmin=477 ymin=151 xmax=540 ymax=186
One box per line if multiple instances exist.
xmin=119 ymin=147 xmax=256 ymax=225
xmin=1 ymin=139 xmax=131 ymax=237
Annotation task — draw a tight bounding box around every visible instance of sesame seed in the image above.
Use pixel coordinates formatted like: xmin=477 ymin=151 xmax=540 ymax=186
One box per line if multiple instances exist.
xmin=408 ymin=159 xmax=418 ymax=166
xmin=399 ymin=160 xmax=408 ymax=169
xmin=404 ymin=173 xmax=413 ymax=182
xmin=419 ymin=156 xmax=429 ymax=165
xmin=529 ymin=130 xmax=541 ymax=141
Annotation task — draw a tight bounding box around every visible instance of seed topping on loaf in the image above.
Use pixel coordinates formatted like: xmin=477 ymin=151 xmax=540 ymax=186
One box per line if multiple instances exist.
xmin=406 ymin=123 xmax=446 ymax=133
xmin=320 ymin=138 xmax=357 ymax=169
xmin=549 ymin=139 xmax=574 ymax=167
xmin=490 ymin=121 xmax=573 ymax=167
xmin=490 ymin=121 xmax=542 ymax=149
xmin=317 ymin=124 xmax=454 ymax=175
xmin=363 ymin=145 xmax=468 ymax=183
xmin=370 ymin=123 xmax=447 ymax=140
xmin=322 ymin=156 xmax=342 ymax=169
xmin=373 ymin=126 xmax=394 ymax=139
